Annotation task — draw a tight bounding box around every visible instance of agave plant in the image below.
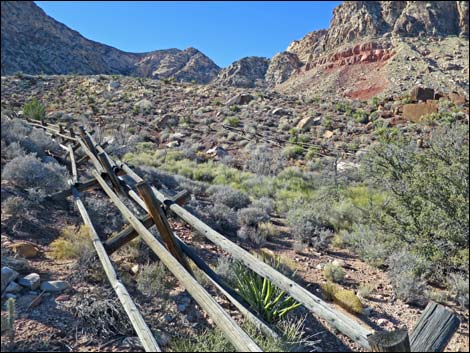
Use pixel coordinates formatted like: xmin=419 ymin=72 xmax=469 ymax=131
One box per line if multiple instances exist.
xmin=233 ymin=261 xmax=301 ymax=323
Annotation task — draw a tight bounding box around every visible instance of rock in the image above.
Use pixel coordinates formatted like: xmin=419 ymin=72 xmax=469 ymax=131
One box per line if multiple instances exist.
xmin=1 ymin=267 xmax=19 ymax=292
xmin=448 ymin=92 xmax=466 ymax=105
xmin=297 ymin=116 xmax=321 ymax=130
xmin=323 ymin=130 xmax=334 ymax=139
xmin=4 ymin=293 xmax=17 ymax=300
xmin=177 ymin=303 xmax=187 ymax=312
xmin=107 ymin=80 xmax=120 ymax=91
xmin=40 ymin=280 xmax=70 ymax=293
xmin=166 ymin=141 xmax=180 ymax=148
xmin=363 ymin=307 xmax=373 ymax=316
xmin=9 ymin=241 xmax=38 ymax=258
xmin=315 ymin=263 xmax=324 ymax=270
xmin=403 ymin=102 xmax=438 ymax=122
xmin=271 ymin=107 xmax=290 ymax=116
xmin=131 ymin=265 xmax=139 ymax=275
xmin=4 ymin=281 xmax=22 ymax=294
xmin=225 ymin=93 xmax=254 ymax=106
xmin=18 ymin=273 xmax=40 ymax=290
xmin=377 ymin=318 xmax=391 ymax=327
xmin=134 ymin=99 xmax=152 ymax=112
xmin=410 ymin=87 xmax=435 ymax=102
xmin=332 ymin=259 xmax=346 ymax=268
xmin=206 ymin=146 xmax=228 ymax=158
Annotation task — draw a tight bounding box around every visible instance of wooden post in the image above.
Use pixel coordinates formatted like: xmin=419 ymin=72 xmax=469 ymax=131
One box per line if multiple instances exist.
xmin=67 ymin=144 xmax=78 ymax=184
xmin=410 ymin=301 xmax=460 ymax=352
xmin=104 ymin=214 xmax=153 ymax=254
xmin=97 ymin=152 xmax=125 ymax=195
xmin=69 ymin=127 xmax=75 ymax=138
xmin=91 ymin=170 xmax=262 ymax=352
xmin=136 ymin=181 xmax=192 ymax=274
xmin=368 ymin=329 xmax=411 ymax=352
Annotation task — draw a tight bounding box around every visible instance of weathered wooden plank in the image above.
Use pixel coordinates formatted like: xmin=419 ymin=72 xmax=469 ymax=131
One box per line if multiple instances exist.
xmin=77 ymin=138 xmax=104 ymax=173
xmin=116 ymin=161 xmax=373 ymax=349
xmin=91 ymin=170 xmax=262 ymax=352
xmin=104 ymin=214 xmax=153 ymax=254
xmin=368 ymin=329 xmax=411 ymax=352
xmin=97 ymin=152 xmax=125 ymax=195
xmin=72 ymin=187 xmax=161 ymax=352
xmin=136 ymin=181 xmax=191 ymax=273
xmin=67 ymin=144 xmax=78 ymax=184
xmin=410 ymin=301 xmax=460 ymax=352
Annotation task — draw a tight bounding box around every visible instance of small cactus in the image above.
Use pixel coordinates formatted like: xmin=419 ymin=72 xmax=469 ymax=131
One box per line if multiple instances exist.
xmin=1 ymin=298 xmax=16 ymax=344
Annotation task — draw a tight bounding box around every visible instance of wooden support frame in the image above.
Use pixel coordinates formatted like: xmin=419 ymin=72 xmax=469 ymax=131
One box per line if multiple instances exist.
xmin=136 ymin=181 xmax=192 ymax=274
xmin=97 ymin=152 xmax=125 ymax=195
xmin=91 ymin=170 xmax=262 ymax=352
xmin=117 ymin=161 xmax=373 ymax=349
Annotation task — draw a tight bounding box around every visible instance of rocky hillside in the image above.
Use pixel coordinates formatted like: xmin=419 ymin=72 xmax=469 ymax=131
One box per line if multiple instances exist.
xmin=212 ymin=56 xmax=270 ymax=88
xmin=1 ymin=1 xmax=220 ymax=83
xmin=275 ymin=1 xmax=470 ymax=99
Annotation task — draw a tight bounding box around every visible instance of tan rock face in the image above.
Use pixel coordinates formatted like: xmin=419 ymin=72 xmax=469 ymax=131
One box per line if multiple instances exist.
xmin=403 ymin=102 xmax=438 ymax=122
xmin=9 ymin=241 xmax=38 ymax=258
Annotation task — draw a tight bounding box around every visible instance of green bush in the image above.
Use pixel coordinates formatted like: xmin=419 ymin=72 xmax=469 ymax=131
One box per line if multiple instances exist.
xmin=23 ymin=98 xmax=45 ymax=120
xmin=323 ymin=263 xmax=345 ymax=283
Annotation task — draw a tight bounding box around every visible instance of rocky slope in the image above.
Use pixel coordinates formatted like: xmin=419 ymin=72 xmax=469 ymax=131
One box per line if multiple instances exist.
xmin=1 ymin=1 xmax=220 ymax=83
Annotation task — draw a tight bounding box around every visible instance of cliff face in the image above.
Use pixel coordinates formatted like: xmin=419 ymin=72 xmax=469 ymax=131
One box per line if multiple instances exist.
xmin=1 ymin=1 xmax=220 ymax=83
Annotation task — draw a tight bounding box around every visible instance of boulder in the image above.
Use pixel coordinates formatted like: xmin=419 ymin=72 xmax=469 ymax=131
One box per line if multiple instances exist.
xmin=297 ymin=116 xmax=321 ymax=130
xmin=225 ymin=93 xmax=254 ymax=106
xmin=40 ymin=280 xmax=70 ymax=293
xmin=323 ymin=130 xmax=334 ymax=139
xmin=1 ymin=267 xmax=19 ymax=292
xmin=107 ymin=81 xmax=121 ymax=91
xmin=18 ymin=273 xmax=40 ymax=290
xmin=4 ymin=281 xmax=22 ymax=294
xmin=403 ymin=102 xmax=438 ymax=122
xmin=134 ymin=99 xmax=152 ymax=111
xmin=410 ymin=87 xmax=435 ymax=102
xmin=206 ymin=146 xmax=228 ymax=158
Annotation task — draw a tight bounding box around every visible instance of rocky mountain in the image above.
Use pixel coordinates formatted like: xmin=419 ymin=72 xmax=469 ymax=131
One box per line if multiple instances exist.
xmin=1 ymin=1 xmax=220 ymax=83
xmin=275 ymin=1 xmax=469 ymax=99
xmin=212 ymin=56 xmax=270 ymax=88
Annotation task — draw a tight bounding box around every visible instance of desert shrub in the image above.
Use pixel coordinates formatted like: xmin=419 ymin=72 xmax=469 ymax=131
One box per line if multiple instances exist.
xmin=286 ymin=204 xmax=332 ymax=249
xmin=23 ymin=98 xmax=45 ymax=120
xmin=387 ymin=250 xmax=428 ymax=306
xmin=224 ymin=116 xmax=240 ymax=126
xmin=72 ymin=293 xmax=134 ymax=339
xmin=334 ymin=289 xmax=363 ymax=314
xmin=251 ymin=197 xmax=275 ymax=215
xmin=1 ymin=141 xmax=27 ymax=160
xmin=136 ymin=262 xmax=170 ymax=297
xmin=49 ymin=225 xmax=93 ymax=260
xmin=84 ymin=196 xmax=125 ymax=236
xmin=364 ymin=122 xmax=469 ymax=279
xmin=258 ymin=222 xmax=280 ymax=240
xmin=237 ymin=207 xmax=269 ymax=228
xmin=208 ymin=185 xmax=251 ymax=210
xmin=357 ymin=284 xmax=375 ymax=299
xmin=214 ymin=255 xmax=237 ymax=286
xmin=323 ymin=263 xmax=345 ymax=283
xmin=237 ymin=225 xmax=266 ymax=246
xmin=2 ymin=154 xmax=68 ymax=193
xmin=188 ymin=201 xmax=239 ymax=236
xmin=246 ymin=144 xmax=286 ymax=176
xmin=448 ymin=273 xmax=469 ymax=308
xmin=283 ymin=145 xmax=304 ymax=159
xmin=321 ymin=282 xmax=363 ymax=314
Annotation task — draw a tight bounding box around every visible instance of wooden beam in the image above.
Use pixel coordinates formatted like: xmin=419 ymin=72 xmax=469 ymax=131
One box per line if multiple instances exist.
xmin=410 ymin=301 xmax=460 ymax=352
xmin=71 ymin=187 xmax=161 ymax=352
xmin=136 ymin=181 xmax=192 ymax=274
xmin=67 ymin=144 xmax=78 ymax=184
xmin=91 ymin=170 xmax=262 ymax=352
xmin=104 ymin=214 xmax=153 ymax=254
xmin=117 ymin=160 xmax=373 ymax=349
xmin=97 ymin=152 xmax=125 ymax=195
xmin=368 ymin=329 xmax=411 ymax=352
xmin=77 ymin=138 xmax=104 ymax=173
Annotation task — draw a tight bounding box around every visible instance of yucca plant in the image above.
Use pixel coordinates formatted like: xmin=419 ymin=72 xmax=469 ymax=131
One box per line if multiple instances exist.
xmin=233 ymin=260 xmax=301 ymax=323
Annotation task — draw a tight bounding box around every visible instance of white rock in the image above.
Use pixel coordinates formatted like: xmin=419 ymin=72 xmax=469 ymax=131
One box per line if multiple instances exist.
xmin=332 ymin=259 xmax=346 ymax=268
xmin=18 ymin=273 xmax=40 ymax=290
xmin=40 ymin=280 xmax=70 ymax=293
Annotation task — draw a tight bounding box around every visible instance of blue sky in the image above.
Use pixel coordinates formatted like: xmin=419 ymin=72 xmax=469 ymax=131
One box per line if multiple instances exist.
xmin=35 ymin=1 xmax=341 ymax=68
